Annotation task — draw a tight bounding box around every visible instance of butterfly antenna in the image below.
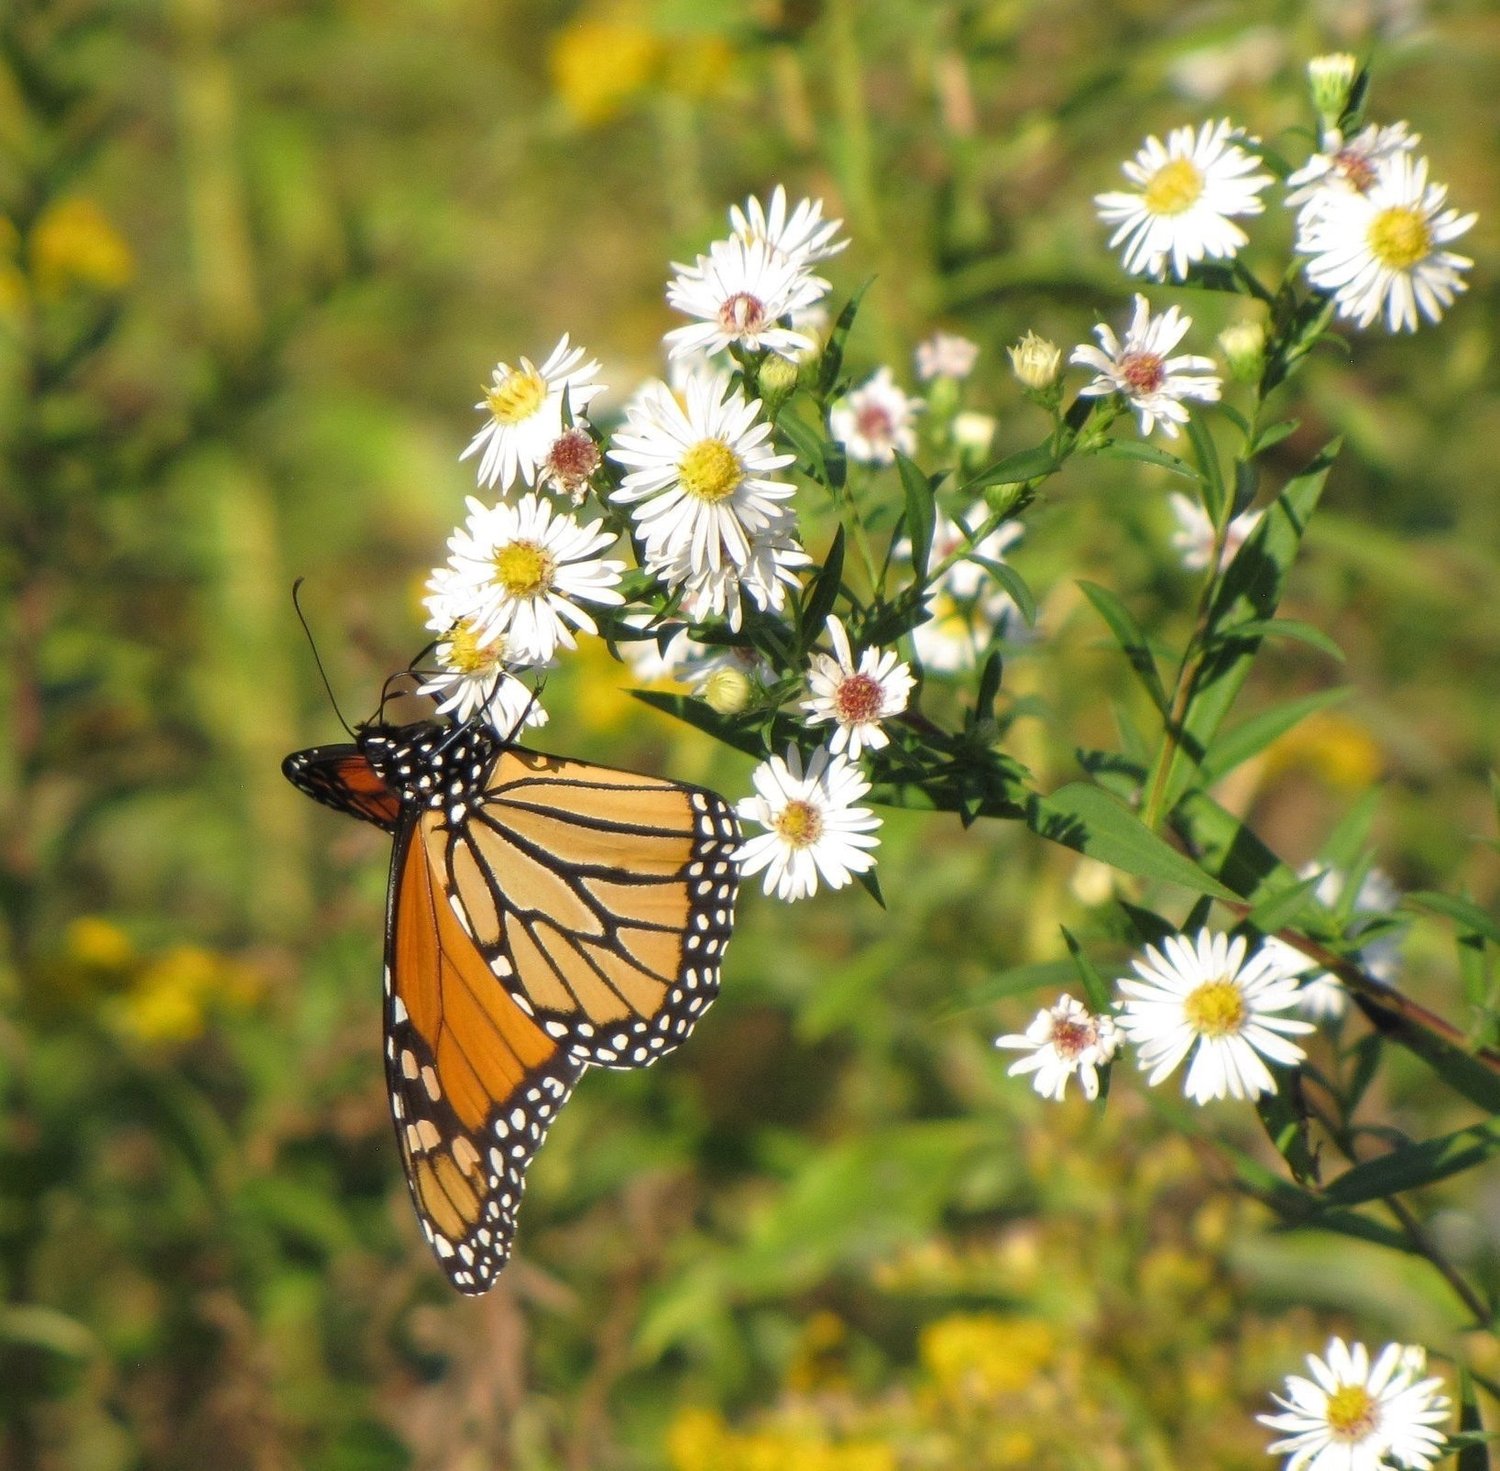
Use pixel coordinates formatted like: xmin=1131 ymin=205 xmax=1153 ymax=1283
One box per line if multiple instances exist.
xmin=291 ymin=578 xmax=356 ymax=738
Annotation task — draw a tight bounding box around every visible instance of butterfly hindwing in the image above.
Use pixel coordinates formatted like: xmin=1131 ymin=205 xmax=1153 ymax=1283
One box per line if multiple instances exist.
xmin=385 ymin=809 xmax=585 ymax=1293
xmin=438 ymin=748 xmax=740 ymax=1070
xmin=282 ymin=744 xmax=403 ymax=833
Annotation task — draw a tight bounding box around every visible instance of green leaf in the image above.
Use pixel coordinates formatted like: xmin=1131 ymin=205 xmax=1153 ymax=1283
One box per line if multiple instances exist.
xmin=1161 ymin=439 xmax=1340 ymax=812
xmin=1357 ymin=997 xmax=1500 ymax=1115
xmin=1321 ymin=788 xmax=1383 ymax=874
xmin=776 ymin=408 xmax=832 ymax=483
xmin=1255 ymin=1067 xmax=1319 ymax=1185
xmin=1077 ymin=581 xmax=1168 ymax=714
xmin=1246 ymin=871 xmax=1328 ymax=935
xmin=895 ymin=450 xmax=937 ymax=579
xmin=963 ymin=443 xmax=1058 ymax=493
xmin=1172 ymin=788 xmax=1301 ymax=904
xmin=1212 ymin=617 xmax=1345 ymax=663
xmin=1319 ymin=1119 xmax=1500 ymax=1209
xmin=1060 ymin=926 xmax=1114 ymax=1015
xmin=631 ymin=690 xmax=764 ymax=758
xmin=974 ymin=649 xmax=1004 ymax=725
xmin=1185 ymin=413 xmax=1226 ymax=524
xmin=971 ymin=556 xmax=1037 ymax=626
xmin=1456 ymin=1373 xmax=1491 ymax=1471
xmin=1027 ymin=783 xmax=1236 ymax=900
xmin=1272 ymin=1208 xmax=1418 ymax=1254
xmin=799 ymin=525 xmax=845 ymax=650
xmin=1093 ymin=440 xmax=1203 ymax=483
xmin=1405 ymin=892 xmax=1500 ymax=948
xmin=1251 ymin=419 xmax=1300 ymax=456
xmin=1200 ymin=687 xmax=1351 ymax=781
xmin=817 ymin=278 xmax=873 ymax=396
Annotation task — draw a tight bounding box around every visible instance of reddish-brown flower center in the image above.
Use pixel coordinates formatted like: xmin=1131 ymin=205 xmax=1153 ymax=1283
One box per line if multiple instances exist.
xmin=855 ymin=404 xmax=894 ymax=442
xmin=1335 ymin=149 xmax=1378 ymax=192
xmin=1119 ymin=350 xmax=1166 ymax=393
xmin=718 ymin=292 xmax=768 ymax=335
xmin=833 ymin=671 xmax=884 ymax=726
xmin=1050 ymin=1018 xmax=1092 ymax=1060
xmin=546 ymin=426 xmax=601 ymax=487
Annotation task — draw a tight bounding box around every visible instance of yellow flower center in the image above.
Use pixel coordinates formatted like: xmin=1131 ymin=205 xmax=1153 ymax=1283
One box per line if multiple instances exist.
xmin=1367 ymin=205 xmax=1432 ymax=270
xmin=492 ymin=540 xmax=555 ymax=598
xmin=1183 ymin=978 xmax=1245 ymax=1037
xmin=485 ymin=368 xmax=547 ymax=425
xmin=678 ymin=437 xmax=743 ymax=503
xmin=774 ymin=798 xmax=823 ymax=848
xmin=444 ymin=619 xmax=501 ymax=675
xmin=1325 ymin=1384 xmax=1379 ymax=1442
xmin=1143 ymin=157 xmax=1205 ymax=216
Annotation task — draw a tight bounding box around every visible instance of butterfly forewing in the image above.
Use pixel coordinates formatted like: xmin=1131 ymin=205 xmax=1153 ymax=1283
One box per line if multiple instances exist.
xmin=437 ymin=748 xmax=740 ymax=1069
xmin=282 ymin=744 xmax=403 ymax=832
xmin=386 ymin=814 xmax=585 ymax=1293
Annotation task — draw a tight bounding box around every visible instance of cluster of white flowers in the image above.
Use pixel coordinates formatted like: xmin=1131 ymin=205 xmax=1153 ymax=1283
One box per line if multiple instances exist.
xmin=1093 ymin=61 xmax=1476 ymax=332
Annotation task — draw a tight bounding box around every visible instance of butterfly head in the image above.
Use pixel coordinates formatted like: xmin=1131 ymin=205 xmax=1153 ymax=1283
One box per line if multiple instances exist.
xmin=357 ymin=717 xmax=504 ymax=815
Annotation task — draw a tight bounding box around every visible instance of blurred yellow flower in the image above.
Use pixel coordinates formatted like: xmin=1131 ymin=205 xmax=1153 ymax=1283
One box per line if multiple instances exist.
xmin=31 ymin=198 xmax=134 ymax=300
xmin=111 ymin=943 xmax=261 ymax=1045
xmin=550 ymin=4 xmax=662 ymax=127
xmin=65 ymin=915 xmax=136 ymax=973
xmin=1262 ymin=711 xmax=1382 ymax=791
xmin=0 ymin=216 xmax=25 ymax=316
xmin=919 ymin=1313 xmax=1055 ymax=1401
xmin=786 ymin=1310 xmax=849 ymax=1393
xmin=667 ymin=1408 xmax=728 ymax=1471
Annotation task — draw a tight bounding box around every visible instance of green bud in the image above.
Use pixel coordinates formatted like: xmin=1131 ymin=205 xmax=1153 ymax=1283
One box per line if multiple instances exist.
xmin=1008 ymin=331 xmax=1062 ymax=393
xmin=701 ymin=667 xmax=752 ymax=715
xmin=1217 ymin=320 xmax=1267 ymax=384
xmin=1308 ymin=52 xmax=1359 ymax=129
xmin=756 ymin=352 xmax=800 ymax=409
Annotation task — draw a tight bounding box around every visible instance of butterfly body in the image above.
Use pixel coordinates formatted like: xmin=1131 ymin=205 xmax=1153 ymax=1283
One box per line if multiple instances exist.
xmin=283 ymin=712 xmax=740 ymax=1293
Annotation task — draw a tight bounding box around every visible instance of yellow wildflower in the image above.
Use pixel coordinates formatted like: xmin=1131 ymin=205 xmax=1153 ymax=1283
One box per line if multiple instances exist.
xmin=919 ymin=1313 xmax=1056 ymax=1401
xmin=1262 ymin=711 xmax=1382 ymax=791
xmin=550 ymin=4 xmax=661 ymax=126
xmin=31 ymin=198 xmax=134 ymax=300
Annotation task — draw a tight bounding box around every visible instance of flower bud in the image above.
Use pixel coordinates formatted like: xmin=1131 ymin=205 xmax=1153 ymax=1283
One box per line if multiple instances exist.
xmin=952 ymin=411 xmax=996 ymax=458
xmin=1008 ymin=331 xmax=1062 ymax=393
xmin=1217 ymin=320 xmax=1267 ymax=384
xmin=1308 ymin=52 xmax=1359 ymax=128
xmin=701 ymin=667 xmax=752 ymax=715
xmin=755 ymin=351 xmax=800 ymax=409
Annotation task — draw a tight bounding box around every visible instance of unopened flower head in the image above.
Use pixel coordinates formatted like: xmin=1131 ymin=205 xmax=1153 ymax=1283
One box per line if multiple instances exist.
xmin=1168 ymin=491 xmax=1263 ymax=572
xmin=540 ymin=423 xmax=603 ymax=503
xmin=728 ymin=185 xmax=848 ymax=274
xmin=1008 ymin=331 xmax=1062 ymax=392
xmin=736 ymin=745 xmax=882 ymax=902
xmin=995 ymin=994 xmax=1120 ymax=1102
xmin=830 ymin=367 xmax=922 ymax=466
xmin=1308 ymin=52 xmax=1360 ymax=126
xmin=461 ymin=335 xmax=604 ymax=492
xmin=802 ymin=615 xmax=916 ymax=758
xmin=418 ymin=619 xmax=549 ymax=735
xmin=915 ymin=331 xmax=980 ymax=382
xmin=609 ymin=371 xmax=798 ymax=600
xmin=1072 ymin=294 xmax=1221 ymax=438
xmin=1297 ymin=151 xmax=1476 ymax=332
xmin=1260 ymin=1337 xmax=1450 ymax=1471
xmin=1218 ymin=319 xmax=1267 ymax=382
xmin=665 ymin=236 xmax=825 ymax=360
xmin=1095 ymin=119 xmax=1273 ymax=280
xmin=1285 ymin=122 xmax=1420 ymax=225
xmin=1116 ymin=929 xmax=1314 ymax=1104
xmin=430 ymin=493 xmax=625 ymax=663
xmin=701 ymin=666 xmax=753 ymax=715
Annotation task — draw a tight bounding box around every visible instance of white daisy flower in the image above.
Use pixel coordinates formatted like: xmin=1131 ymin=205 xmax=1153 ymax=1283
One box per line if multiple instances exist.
xmin=1072 ymin=294 xmax=1221 ymax=439
xmin=538 ymin=423 xmax=603 ymax=505
xmin=995 ymin=994 xmax=1120 ymax=1102
xmin=608 ymin=371 xmax=798 ymax=584
xmin=1260 ymin=1337 xmax=1450 ymax=1471
xmin=915 ymin=332 xmax=980 ymax=382
xmin=736 ymin=745 xmax=882 ymax=902
xmin=802 ymin=616 xmax=916 ymax=758
xmin=460 ymin=335 xmax=604 ymax=492
xmin=728 ymin=185 xmax=848 ymax=274
xmin=1168 ymin=491 xmax=1263 ymax=572
xmin=1095 ymin=119 xmax=1273 ymax=280
xmin=1116 ymin=929 xmax=1314 ymax=1104
xmin=432 ymin=493 xmax=625 ymax=664
xmin=895 ymin=507 xmax=1027 ymax=673
xmin=665 ymin=236 xmax=825 ymax=360
xmin=670 ymin=523 xmax=811 ymax=632
xmin=1285 ymin=122 xmax=1420 ymax=225
xmin=1298 ymin=151 xmax=1477 ymax=332
xmin=830 ymin=367 xmax=923 ymax=465
xmin=1260 ymin=865 xmax=1403 ymax=1022
xmin=417 ymin=619 xmax=549 ymax=735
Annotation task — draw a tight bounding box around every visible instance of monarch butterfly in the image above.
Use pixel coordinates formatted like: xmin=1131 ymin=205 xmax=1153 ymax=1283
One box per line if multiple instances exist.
xmin=283 ymin=685 xmax=740 ymax=1293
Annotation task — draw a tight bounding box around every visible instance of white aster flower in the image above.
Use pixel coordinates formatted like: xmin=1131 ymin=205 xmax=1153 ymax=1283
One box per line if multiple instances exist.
xmin=1116 ymin=929 xmax=1314 ymax=1104
xmin=1298 ymin=151 xmax=1477 ymax=332
xmin=665 ymin=236 xmax=825 ymax=360
xmin=830 ymin=367 xmax=923 ymax=465
xmin=609 ymin=371 xmax=798 ymax=583
xmin=1261 ymin=865 xmax=1403 ymax=1022
xmin=915 ymin=332 xmax=980 ymax=382
xmin=1095 ymin=119 xmax=1273 ymax=280
xmin=417 ymin=619 xmax=549 ymax=735
xmin=1168 ymin=491 xmax=1263 ymax=571
xmin=736 ymin=745 xmax=882 ymax=902
xmin=1073 ymin=294 xmax=1221 ymax=439
xmin=671 ymin=524 xmax=810 ymax=632
xmin=461 ymin=335 xmax=604 ymax=492
xmin=995 ymin=994 xmax=1120 ymax=1102
xmin=432 ymin=493 xmax=625 ymax=663
xmin=728 ymin=185 xmax=848 ymax=275
xmin=1260 ymin=1337 xmax=1450 ymax=1471
xmin=802 ymin=615 xmax=915 ymax=758
xmin=1285 ymin=123 xmax=1420 ymax=225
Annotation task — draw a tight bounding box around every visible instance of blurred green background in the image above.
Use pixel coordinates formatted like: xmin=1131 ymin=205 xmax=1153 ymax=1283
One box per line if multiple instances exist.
xmin=3 ymin=1 xmax=1499 ymax=1467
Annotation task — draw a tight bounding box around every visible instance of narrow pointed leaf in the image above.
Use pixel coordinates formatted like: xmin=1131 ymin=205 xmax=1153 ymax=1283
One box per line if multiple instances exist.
xmin=1319 ymin=1119 xmax=1500 ymax=1208
xmin=1405 ymin=892 xmax=1500 ymax=948
xmin=1094 ymin=439 xmax=1202 ymax=482
xmin=1201 ymin=687 xmax=1350 ymax=781
xmin=1078 ymin=580 xmax=1168 ymax=713
xmin=895 ymin=450 xmax=937 ymax=579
